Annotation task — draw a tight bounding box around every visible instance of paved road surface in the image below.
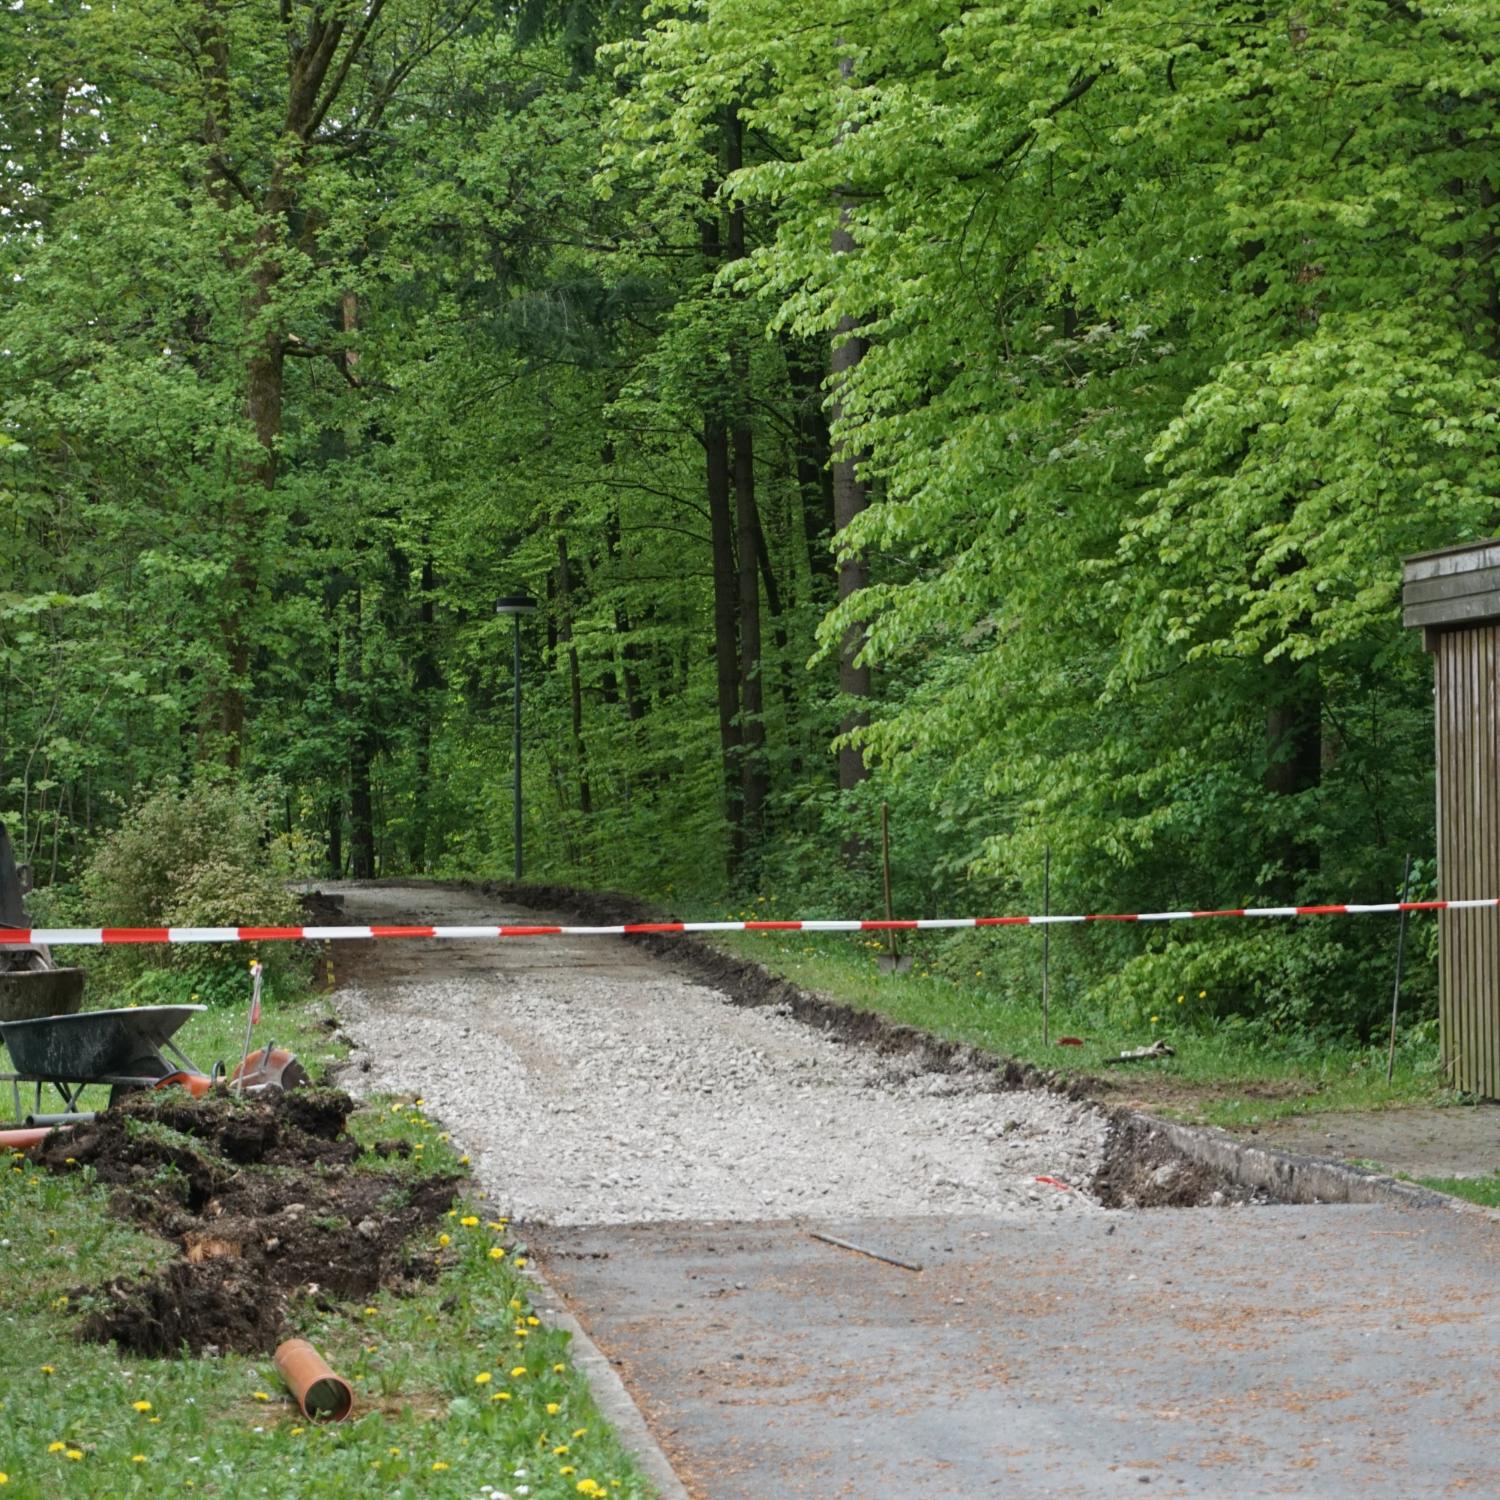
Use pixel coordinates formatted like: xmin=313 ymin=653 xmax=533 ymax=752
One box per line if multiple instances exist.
xmin=328 ymin=883 xmax=1500 ymax=1500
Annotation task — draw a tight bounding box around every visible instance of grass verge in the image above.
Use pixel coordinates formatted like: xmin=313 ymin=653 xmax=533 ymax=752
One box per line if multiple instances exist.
xmin=709 ymin=929 xmax=1448 ymax=1129
xmin=0 ymin=973 xmax=650 ymax=1500
xmin=1411 ymin=1173 xmax=1500 ymax=1208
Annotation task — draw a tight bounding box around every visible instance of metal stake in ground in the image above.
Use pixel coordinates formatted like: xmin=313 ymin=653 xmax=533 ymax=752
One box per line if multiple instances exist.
xmin=496 ymin=594 xmax=538 ymax=882
xmin=1042 ymin=845 xmax=1052 ymax=1048
xmin=1386 ymin=852 xmax=1415 ymax=1085
xmin=877 ymin=803 xmax=911 ymax=973
xmin=236 ymin=961 xmax=264 ymax=1092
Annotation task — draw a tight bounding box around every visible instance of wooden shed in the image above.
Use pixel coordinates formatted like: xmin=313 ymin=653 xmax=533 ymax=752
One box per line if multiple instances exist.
xmin=1403 ymin=539 xmax=1500 ymax=1099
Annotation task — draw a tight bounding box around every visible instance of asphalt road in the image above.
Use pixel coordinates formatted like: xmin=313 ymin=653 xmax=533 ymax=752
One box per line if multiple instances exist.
xmin=327 ymin=882 xmax=1500 ymax=1500
xmin=539 ymin=1207 xmax=1499 ymax=1500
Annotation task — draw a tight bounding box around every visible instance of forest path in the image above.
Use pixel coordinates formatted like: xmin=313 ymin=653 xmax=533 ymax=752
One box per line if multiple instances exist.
xmin=326 ymin=882 xmax=1500 ymax=1500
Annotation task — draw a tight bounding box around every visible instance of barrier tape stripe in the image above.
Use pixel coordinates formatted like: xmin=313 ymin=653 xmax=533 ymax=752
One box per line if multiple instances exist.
xmin=2 ymin=898 xmax=1496 ymax=946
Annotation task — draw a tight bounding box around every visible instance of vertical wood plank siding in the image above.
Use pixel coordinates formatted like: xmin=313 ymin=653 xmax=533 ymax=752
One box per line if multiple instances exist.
xmin=1435 ymin=623 xmax=1500 ymax=1097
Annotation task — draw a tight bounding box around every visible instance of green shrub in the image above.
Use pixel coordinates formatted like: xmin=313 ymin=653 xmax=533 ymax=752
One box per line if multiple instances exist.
xmin=80 ymin=779 xmax=304 ymax=1000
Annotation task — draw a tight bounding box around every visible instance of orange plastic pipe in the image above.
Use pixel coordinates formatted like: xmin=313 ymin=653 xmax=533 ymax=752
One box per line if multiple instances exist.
xmin=0 ymin=1127 xmax=53 ymax=1151
xmin=274 ymin=1339 xmax=354 ymax=1422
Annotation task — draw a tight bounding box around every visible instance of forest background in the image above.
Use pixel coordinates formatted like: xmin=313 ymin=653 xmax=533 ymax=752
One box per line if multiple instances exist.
xmin=4 ymin=0 xmax=1497 ymax=1043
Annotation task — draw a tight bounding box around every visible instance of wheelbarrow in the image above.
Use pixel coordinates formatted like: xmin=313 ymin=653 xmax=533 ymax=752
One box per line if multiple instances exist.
xmin=0 ymin=1005 xmax=218 ymax=1124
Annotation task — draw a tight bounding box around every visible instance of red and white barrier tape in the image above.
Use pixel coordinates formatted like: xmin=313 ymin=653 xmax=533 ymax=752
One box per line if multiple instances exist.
xmin=3 ymin=898 xmax=1496 ymax=947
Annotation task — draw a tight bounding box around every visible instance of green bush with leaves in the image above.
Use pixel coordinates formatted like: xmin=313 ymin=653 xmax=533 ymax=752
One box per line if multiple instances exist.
xmin=79 ymin=780 xmax=304 ymax=1003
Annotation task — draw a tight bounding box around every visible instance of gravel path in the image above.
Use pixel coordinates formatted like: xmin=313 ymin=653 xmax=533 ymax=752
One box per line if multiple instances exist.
xmin=328 ymin=883 xmax=1108 ymax=1226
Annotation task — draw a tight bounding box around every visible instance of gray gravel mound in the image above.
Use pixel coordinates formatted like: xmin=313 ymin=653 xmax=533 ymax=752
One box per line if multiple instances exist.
xmin=328 ymin=884 xmax=1108 ymax=1226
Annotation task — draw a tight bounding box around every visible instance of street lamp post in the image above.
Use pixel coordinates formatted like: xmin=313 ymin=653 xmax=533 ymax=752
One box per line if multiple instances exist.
xmin=495 ymin=596 xmax=537 ymax=881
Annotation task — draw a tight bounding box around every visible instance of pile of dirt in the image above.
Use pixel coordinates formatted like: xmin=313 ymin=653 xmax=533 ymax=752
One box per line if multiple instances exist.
xmin=38 ymin=1089 xmax=459 ymax=1357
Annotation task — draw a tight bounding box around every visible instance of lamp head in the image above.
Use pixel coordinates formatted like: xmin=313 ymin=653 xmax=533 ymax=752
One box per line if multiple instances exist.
xmin=495 ymin=596 xmax=538 ymax=616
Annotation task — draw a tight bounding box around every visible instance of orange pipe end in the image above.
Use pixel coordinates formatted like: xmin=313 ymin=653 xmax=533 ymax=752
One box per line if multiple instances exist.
xmin=0 ymin=1127 xmax=52 ymax=1152
xmin=274 ymin=1339 xmax=354 ymax=1422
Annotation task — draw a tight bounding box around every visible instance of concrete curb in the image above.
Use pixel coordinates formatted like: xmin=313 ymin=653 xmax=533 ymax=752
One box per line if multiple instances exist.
xmin=1133 ymin=1111 xmax=1500 ymax=1222
xmin=517 ymin=1256 xmax=693 ymax=1500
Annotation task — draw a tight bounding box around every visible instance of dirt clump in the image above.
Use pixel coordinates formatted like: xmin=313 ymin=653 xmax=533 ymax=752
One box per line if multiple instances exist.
xmin=39 ymin=1088 xmax=459 ymax=1358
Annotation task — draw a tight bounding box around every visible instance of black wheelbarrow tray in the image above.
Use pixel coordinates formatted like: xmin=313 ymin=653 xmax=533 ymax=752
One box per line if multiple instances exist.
xmin=0 ymin=1004 xmax=206 ymax=1123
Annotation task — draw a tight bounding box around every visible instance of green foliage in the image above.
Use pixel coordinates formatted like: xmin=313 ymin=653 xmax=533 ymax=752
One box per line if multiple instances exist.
xmin=5 ymin=0 xmax=1482 ymax=1047
xmin=77 ymin=781 xmax=302 ymax=998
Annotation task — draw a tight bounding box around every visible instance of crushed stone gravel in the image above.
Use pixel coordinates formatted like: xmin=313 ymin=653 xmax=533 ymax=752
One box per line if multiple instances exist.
xmin=327 ymin=883 xmax=1109 ymax=1226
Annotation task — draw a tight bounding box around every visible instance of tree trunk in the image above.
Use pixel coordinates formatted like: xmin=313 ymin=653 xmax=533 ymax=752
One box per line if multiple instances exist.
xmin=830 ymin=56 xmax=871 ymax=798
xmin=1263 ymin=655 xmax=1322 ymax=896
xmin=348 ymin=584 xmax=377 ymax=880
xmin=726 ymin=108 xmax=767 ymax=842
xmin=783 ymin=336 xmax=837 ymax=590
xmin=408 ymin=556 xmax=440 ymax=871
xmin=701 ymin=202 xmax=744 ymax=872
xmin=556 ymin=534 xmax=592 ymax=816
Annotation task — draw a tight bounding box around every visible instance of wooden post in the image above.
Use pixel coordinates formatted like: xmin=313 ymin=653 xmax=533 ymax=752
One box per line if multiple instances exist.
xmin=1403 ymin=540 xmax=1500 ymax=1099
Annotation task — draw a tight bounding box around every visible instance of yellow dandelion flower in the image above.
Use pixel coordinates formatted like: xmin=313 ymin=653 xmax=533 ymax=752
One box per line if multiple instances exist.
xmin=515 ymin=1257 xmax=527 ymax=1268
xmin=526 ymin=1315 xmax=540 ymax=1326
xmin=553 ymin=1445 xmax=570 ymax=1456
xmin=573 ymin=1428 xmax=588 ymax=1438
xmin=388 ymin=1448 xmax=401 ymax=1457
xmin=39 ymin=1365 xmax=55 ymax=1375
xmin=431 ymin=1461 xmax=449 ymax=1472
xmin=546 ymin=1402 xmax=561 ymax=1416
xmin=460 ymin=1215 xmax=479 ymax=1227
xmin=491 ymin=1391 xmax=512 ymax=1402
xmin=489 ymin=1247 xmax=505 ymax=1260
xmin=1198 ymin=990 xmax=1207 ymax=998
xmin=474 ymin=1372 xmax=492 ymax=1385
xmin=132 ymin=1455 xmax=147 ymax=1464
xmin=0 ymin=1473 xmax=8 ymax=1484
xmin=438 ymin=1234 xmax=451 ymax=1247
xmin=65 ymin=1450 xmax=83 ymax=1461
xmin=131 ymin=1401 xmax=152 ymax=1413
xmin=363 ymin=1306 xmax=378 ymax=1317
xmin=552 ymin=1363 xmax=566 ymax=1373
xmin=510 ymin=1365 xmax=528 ymax=1377
xmin=560 ymin=1466 xmax=576 ymax=1476
xmin=48 ymin=1443 xmax=66 ymax=1453
xmin=290 ymin=1427 xmax=304 ymax=1436
xmin=458 ymin=1155 xmax=471 ymax=1165
xmin=252 ymin=1391 xmax=270 ymax=1402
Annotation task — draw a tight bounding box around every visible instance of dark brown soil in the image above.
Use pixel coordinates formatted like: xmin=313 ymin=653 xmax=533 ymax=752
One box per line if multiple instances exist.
xmin=38 ymin=1088 xmax=459 ymax=1358
xmin=1091 ymin=1114 xmax=1267 ymax=1208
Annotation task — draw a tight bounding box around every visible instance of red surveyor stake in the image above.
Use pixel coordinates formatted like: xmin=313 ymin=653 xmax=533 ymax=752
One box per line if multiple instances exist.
xmin=3 ymin=897 xmax=1495 ymax=946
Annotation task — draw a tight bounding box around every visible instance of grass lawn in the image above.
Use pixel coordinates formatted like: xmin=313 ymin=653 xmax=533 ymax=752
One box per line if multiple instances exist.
xmin=710 ymin=929 xmax=1449 ymax=1129
xmin=0 ymin=974 xmax=651 ymax=1500
xmin=1411 ymin=1173 xmax=1500 ymax=1208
